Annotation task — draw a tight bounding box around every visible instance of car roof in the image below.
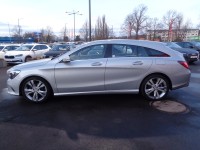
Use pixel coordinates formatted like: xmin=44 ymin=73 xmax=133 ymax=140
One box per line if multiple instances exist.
xmin=80 ymin=39 xmax=167 ymax=51
xmin=22 ymin=43 xmax=47 ymax=46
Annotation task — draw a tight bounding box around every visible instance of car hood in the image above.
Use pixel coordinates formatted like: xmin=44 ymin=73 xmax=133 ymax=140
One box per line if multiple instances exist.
xmin=8 ymin=58 xmax=51 ymax=71
xmin=171 ymin=47 xmax=198 ymax=54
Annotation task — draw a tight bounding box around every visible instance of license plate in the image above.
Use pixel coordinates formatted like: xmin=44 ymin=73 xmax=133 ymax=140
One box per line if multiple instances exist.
xmin=190 ymin=56 xmax=198 ymax=58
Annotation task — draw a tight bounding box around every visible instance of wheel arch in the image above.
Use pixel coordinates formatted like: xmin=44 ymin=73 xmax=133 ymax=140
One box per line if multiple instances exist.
xmin=24 ymin=55 xmax=32 ymax=62
xmin=19 ymin=75 xmax=53 ymax=96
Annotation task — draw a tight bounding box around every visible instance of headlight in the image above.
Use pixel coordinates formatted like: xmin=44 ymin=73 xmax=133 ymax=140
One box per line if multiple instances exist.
xmin=15 ymin=54 xmax=23 ymax=57
xmin=7 ymin=70 xmax=21 ymax=79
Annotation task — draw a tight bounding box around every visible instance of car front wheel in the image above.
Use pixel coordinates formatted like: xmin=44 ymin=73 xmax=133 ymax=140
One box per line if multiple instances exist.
xmin=21 ymin=77 xmax=51 ymax=103
xmin=25 ymin=56 xmax=32 ymax=62
xmin=140 ymin=75 xmax=169 ymax=101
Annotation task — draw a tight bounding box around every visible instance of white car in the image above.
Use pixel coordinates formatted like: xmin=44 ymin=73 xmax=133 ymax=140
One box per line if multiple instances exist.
xmin=4 ymin=44 xmax=51 ymax=64
xmin=0 ymin=44 xmax=20 ymax=59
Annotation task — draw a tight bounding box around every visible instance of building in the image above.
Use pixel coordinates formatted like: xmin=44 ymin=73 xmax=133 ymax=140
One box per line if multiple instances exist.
xmin=0 ymin=37 xmax=34 ymax=43
xmin=147 ymin=29 xmax=200 ymax=42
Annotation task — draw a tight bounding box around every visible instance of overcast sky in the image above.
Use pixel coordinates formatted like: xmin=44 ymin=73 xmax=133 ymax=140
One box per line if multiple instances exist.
xmin=0 ymin=0 xmax=200 ymax=36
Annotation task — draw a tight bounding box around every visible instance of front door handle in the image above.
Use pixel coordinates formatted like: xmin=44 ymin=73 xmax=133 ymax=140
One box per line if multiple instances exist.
xmin=133 ymin=61 xmax=143 ymax=65
xmin=91 ymin=62 xmax=102 ymax=66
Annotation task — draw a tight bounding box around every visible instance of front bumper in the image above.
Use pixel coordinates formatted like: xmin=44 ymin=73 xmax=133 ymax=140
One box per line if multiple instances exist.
xmin=5 ymin=58 xmax=23 ymax=64
xmin=7 ymin=78 xmax=20 ymax=96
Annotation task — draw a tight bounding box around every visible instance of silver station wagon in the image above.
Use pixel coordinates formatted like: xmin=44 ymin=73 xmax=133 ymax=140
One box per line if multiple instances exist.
xmin=7 ymin=39 xmax=191 ymax=103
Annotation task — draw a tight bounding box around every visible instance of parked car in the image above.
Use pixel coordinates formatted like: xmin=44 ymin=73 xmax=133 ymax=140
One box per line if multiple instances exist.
xmin=7 ymin=39 xmax=190 ymax=103
xmin=43 ymin=43 xmax=73 ymax=58
xmin=4 ymin=43 xmax=51 ymax=64
xmin=0 ymin=44 xmax=20 ymax=59
xmin=164 ymin=42 xmax=199 ymax=63
xmin=176 ymin=41 xmax=200 ymax=53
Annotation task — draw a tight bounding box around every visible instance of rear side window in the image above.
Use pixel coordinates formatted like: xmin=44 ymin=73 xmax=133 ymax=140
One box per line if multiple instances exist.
xmin=184 ymin=42 xmax=193 ymax=48
xmin=137 ymin=46 xmax=169 ymax=57
xmin=33 ymin=45 xmax=41 ymax=50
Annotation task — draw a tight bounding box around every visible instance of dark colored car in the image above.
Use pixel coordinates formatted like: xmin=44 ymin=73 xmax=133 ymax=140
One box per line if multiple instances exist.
xmin=165 ymin=42 xmax=199 ymax=63
xmin=176 ymin=41 xmax=200 ymax=53
xmin=43 ymin=44 xmax=70 ymax=58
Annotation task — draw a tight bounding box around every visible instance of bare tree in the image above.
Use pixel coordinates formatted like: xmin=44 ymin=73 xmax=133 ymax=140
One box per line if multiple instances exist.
xmin=94 ymin=15 xmax=110 ymax=40
xmin=173 ymin=13 xmax=184 ymax=41
xmin=122 ymin=4 xmax=148 ymax=39
xmin=121 ymin=14 xmax=135 ymax=38
xmin=39 ymin=26 xmax=55 ymax=43
xmin=197 ymin=23 xmax=200 ymax=41
xmin=23 ymin=32 xmax=36 ymax=42
xmin=109 ymin=25 xmax=115 ymax=39
xmin=80 ymin=20 xmax=89 ymax=41
xmin=40 ymin=29 xmax=46 ymax=42
xmin=132 ymin=4 xmax=148 ymax=39
xmin=163 ymin=10 xmax=178 ymax=41
xmin=12 ymin=25 xmax=23 ymax=42
xmin=181 ymin=19 xmax=193 ymax=41
xmin=60 ymin=24 xmax=69 ymax=42
xmin=146 ymin=17 xmax=163 ymax=40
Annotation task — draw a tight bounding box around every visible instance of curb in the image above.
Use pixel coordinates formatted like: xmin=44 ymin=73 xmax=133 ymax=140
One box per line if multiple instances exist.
xmin=0 ymin=59 xmax=7 ymax=68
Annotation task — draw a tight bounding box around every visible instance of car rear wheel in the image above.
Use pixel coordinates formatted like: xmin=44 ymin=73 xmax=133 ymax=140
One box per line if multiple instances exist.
xmin=21 ymin=77 xmax=51 ymax=103
xmin=140 ymin=75 xmax=169 ymax=101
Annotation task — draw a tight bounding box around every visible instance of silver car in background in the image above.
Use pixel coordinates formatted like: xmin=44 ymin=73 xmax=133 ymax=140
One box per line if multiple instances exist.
xmin=7 ymin=39 xmax=191 ymax=103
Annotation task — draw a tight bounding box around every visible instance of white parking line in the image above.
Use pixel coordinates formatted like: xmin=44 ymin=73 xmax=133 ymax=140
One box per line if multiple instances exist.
xmin=191 ymin=73 xmax=200 ymax=79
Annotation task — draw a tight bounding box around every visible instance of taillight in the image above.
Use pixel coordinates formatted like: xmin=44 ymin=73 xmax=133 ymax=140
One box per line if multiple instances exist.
xmin=178 ymin=61 xmax=189 ymax=69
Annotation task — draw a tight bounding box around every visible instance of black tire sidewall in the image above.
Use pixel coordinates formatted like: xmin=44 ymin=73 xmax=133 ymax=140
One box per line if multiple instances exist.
xmin=140 ymin=75 xmax=169 ymax=101
xmin=25 ymin=56 xmax=32 ymax=62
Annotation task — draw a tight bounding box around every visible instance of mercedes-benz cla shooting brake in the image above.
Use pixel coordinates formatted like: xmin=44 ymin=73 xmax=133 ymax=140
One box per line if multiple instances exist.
xmin=7 ymin=39 xmax=191 ymax=103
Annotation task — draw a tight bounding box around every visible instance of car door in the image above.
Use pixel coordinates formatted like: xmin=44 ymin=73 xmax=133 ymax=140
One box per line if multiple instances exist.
xmin=105 ymin=44 xmax=153 ymax=90
xmin=41 ymin=45 xmax=50 ymax=53
xmin=54 ymin=44 xmax=107 ymax=93
xmin=32 ymin=45 xmax=41 ymax=59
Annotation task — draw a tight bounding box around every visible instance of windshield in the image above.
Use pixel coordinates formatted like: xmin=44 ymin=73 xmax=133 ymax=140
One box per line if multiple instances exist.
xmin=51 ymin=45 xmax=70 ymax=51
xmin=166 ymin=42 xmax=182 ymax=48
xmin=193 ymin=42 xmax=200 ymax=47
xmin=0 ymin=46 xmax=5 ymax=50
xmin=15 ymin=45 xmax=33 ymax=51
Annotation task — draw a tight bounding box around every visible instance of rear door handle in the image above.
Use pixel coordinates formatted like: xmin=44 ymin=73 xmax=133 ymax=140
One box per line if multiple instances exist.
xmin=91 ymin=62 xmax=102 ymax=66
xmin=133 ymin=61 xmax=143 ymax=65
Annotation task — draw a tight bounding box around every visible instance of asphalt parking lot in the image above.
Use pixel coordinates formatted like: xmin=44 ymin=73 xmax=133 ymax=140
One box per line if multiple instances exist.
xmin=0 ymin=61 xmax=200 ymax=150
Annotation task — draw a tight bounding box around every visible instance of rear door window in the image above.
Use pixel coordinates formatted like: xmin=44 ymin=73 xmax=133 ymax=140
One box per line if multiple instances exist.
xmin=112 ymin=44 xmax=137 ymax=57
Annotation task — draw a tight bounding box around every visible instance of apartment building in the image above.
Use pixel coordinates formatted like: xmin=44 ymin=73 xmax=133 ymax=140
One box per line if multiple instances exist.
xmin=147 ymin=29 xmax=199 ymax=41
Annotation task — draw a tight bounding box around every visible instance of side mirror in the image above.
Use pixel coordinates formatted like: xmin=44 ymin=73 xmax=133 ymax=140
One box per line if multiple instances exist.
xmin=32 ymin=49 xmax=37 ymax=51
xmin=62 ymin=55 xmax=71 ymax=63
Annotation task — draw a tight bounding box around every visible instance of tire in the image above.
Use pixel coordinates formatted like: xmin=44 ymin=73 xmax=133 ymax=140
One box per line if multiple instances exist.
xmin=140 ymin=75 xmax=169 ymax=101
xmin=21 ymin=77 xmax=52 ymax=103
xmin=25 ymin=56 xmax=32 ymax=62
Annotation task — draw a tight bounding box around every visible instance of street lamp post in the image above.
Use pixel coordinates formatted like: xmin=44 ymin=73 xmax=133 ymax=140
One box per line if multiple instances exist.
xmin=89 ymin=0 xmax=92 ymax=41
xmin=18 ymin=18 xmax=23 ymax=37
xmin=18 ymin=18 xmax=23 ymax=43
xmin=66 ymin=10 xmax=82 ymax=41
